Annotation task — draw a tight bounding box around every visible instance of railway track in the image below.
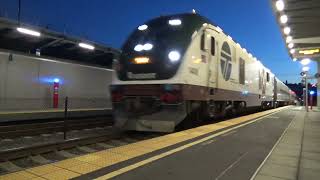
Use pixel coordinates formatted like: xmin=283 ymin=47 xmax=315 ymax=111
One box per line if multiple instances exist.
xmin=0 ymin=128 xmax=164 ymax=175
xmin=0 ymin=115 xmax=113 ymax=138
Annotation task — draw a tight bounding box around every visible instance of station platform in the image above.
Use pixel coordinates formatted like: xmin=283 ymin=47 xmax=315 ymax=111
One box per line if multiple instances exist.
xmin=252 ymin=107 xmax=320 ymax=180
xmin=0 ymin=106 xmax=318 ymax=180
xmin=0 ymin=108 xmax=112 ymax=122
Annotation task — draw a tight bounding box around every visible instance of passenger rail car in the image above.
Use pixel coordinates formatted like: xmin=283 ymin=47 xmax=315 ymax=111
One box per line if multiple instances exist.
xmin=111 ymin=13 xmax=295 ymax=132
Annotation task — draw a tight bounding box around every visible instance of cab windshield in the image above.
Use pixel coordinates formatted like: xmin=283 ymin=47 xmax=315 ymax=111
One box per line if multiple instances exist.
xmin=118 ymin=14 xmax=209 ymax=81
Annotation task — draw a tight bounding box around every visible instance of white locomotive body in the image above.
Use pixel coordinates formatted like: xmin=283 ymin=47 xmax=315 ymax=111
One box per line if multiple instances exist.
xmin=111 ymin=13 xmax=294 ymax=132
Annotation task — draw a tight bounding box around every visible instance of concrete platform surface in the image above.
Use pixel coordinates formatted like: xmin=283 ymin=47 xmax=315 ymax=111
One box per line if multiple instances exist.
xmin=252 ymin=106 xmax=320 ymax=180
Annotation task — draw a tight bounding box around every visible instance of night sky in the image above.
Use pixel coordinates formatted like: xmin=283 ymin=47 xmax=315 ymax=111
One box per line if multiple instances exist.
xmin=0 ymin=0 xmax=317 ymax=83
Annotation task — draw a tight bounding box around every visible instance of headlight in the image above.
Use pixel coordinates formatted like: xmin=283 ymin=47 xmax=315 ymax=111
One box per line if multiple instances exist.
xmin=143 ymin=43 xmax=153 ymax=51
xmin=134 ymin=44 xmax=144 ymax=52
xmin=134 ymin=43 xmax=153 ymax=52
xmin=168 ymin=19 xmax=182 ymax=26
xmin=138 ymin=24 xmax=148 ymax=31
xmin=168 ymin=51 xmax=180 ymax=62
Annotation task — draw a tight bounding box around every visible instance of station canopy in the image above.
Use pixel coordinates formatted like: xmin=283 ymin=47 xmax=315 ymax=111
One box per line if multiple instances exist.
xmin=0 ymin=17 xmax=120 ymax=68
xmin=271 ymin=0 xmax=320 ymax=61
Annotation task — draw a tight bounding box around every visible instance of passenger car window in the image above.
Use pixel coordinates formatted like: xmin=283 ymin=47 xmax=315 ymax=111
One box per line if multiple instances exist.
xmin=239 ymin=58 xmax=245 ymax=85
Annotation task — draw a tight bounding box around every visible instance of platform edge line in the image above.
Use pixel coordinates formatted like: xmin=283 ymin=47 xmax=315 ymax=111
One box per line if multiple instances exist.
xmin=249 ymin=109 xmax=296 ymax=180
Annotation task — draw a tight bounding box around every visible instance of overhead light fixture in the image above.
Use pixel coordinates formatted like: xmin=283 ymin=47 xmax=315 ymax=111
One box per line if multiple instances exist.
xmin=17 ymin=27 xmax=41 ymax=37
xmin=275 ymin=0 xmax=285 ymax=11
xmin=138 ymin=24 xmax=148 ymax=31
xmin=288 ymin=43 xmax=294 ymax=49
xmin=290 ymin=49 xmax=295 ymax=54
xmin=280 ymin=15 xmax=288 ymax=24
xmin=168 ymin=19 xmax=182 ymax=26
xmin=286 ymin=36 xmax=292 ymax=43
xmin=283 ymin=27 xmax=291 ymax=35
xmin=79 ymin=42 xmax=95 ymax=50
xmin=300 ymin=58 xmax=311 ymax=65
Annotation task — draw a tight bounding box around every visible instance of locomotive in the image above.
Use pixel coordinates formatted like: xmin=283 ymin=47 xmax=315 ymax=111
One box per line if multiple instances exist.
xmin=111 ymin=13 xmax=295 ymax=132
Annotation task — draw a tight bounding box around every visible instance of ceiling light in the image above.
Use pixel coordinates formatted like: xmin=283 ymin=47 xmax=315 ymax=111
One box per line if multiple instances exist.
xmin=276 ymin=0 xmax=285 ymax=11
xmin=286 ymin=36 xmax=292 ymax=43
xmin=290 ymin=49 xmax=295 ymax=54
xmin=79 ymin=42 xmax=95 ymax=50
xmin=280 ymin=15 xmax=288 ymax=24
xmin=288 ymin=43 xmax=294 ymax=49
xmin=283 ymin=27 xmax=291 ymax=35
xmin=17 ymin=27 xmax=41 ymax=37
xmin=300 ymin=58 xmax=311 ymax=65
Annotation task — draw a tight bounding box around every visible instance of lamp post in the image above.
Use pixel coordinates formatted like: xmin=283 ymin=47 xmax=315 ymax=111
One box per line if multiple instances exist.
xmin=300 ymin=59 xmax=311 ymax=111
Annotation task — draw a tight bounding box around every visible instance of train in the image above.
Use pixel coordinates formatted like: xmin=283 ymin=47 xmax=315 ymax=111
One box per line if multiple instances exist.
xmin=110 ymin=13 xmax=296 ymax=132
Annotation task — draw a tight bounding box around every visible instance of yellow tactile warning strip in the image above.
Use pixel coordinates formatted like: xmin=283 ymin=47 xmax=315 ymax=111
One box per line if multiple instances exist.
xmin=0 ymin=106 xmax=289 ymax=180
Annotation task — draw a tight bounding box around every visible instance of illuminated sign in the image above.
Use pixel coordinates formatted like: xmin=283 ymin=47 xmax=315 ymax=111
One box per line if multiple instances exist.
xmin=299 ymin=49 xmax=320 ymax=55
xmin=133 ymin=57 xmax=150 ymax=64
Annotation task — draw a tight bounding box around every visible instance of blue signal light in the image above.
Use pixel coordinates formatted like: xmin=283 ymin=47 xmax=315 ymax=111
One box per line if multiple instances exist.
xmin=54 ymin=78 xmax=60 ymax=83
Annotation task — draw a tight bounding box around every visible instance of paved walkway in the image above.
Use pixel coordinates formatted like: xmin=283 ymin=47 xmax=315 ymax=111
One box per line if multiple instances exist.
xmin=253 ymin=107 xmax=320 ymax=180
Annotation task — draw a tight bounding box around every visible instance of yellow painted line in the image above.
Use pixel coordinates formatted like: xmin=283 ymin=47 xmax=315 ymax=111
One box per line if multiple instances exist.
xmin=0 ymin=106 xmax=290 ymax=180
xmin=94 ymin=108 xmax=288 ymax=180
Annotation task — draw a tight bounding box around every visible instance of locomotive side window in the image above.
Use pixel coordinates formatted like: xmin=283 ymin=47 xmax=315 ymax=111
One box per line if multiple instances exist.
xmin=201 ymin=33 xmax=205 ymax=51
xmin=239 ymin=58 xmax=245 ymax=85
xmin=211 ymin=37 xmax=215 ymax=55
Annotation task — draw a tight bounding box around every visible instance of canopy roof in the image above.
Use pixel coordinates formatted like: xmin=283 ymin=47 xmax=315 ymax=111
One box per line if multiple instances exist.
xmin=271 ymin=0 xmax=320 ymax=61
xmin=0 ymin=17 xmax=120 ymax=67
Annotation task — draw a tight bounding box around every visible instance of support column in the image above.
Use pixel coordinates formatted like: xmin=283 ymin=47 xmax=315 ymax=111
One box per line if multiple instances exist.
xmin=317 ymin=61 xmax=320 ymax=107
